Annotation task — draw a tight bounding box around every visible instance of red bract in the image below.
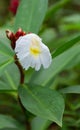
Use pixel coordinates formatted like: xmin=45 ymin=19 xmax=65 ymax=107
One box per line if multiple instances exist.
xmin=6 ymin=28 xmax=26 ymax=49
xmin=9 ymin=0 xmax=19 ymax=15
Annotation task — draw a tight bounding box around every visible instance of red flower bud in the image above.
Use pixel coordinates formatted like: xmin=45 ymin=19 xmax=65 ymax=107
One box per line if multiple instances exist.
xmin=6 ymin=30 xmax=15 ymax=40
xmin=6 ymin=28 xmax=26 ymax=49
xmin=9 ymin=0 xmax=19 ymax=15
xmin=15 ymin=28 xmax=26 ymax=40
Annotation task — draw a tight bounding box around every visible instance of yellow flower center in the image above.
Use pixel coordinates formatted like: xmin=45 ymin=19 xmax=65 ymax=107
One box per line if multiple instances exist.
xmin=30 ymin=38 xmax=41 ymax=56
xmin=30 ymin=47 xmax=41 ymax=56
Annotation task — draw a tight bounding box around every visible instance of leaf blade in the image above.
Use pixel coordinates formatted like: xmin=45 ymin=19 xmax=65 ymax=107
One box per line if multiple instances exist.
xmin=19 ymin=84 xmax=65 ymax=126
xmin=60 ymin=85 xmax=80 ymax=94
xmin=0 ymin=114 xmax=23 ymax=130
xmin=0 ymin=41 xmax=14 ymax=76
xmin=31 ymin=117 xmax=51 ymax=130
xmin=0 ymin=63 xmax=20 ymax=90
xmin=14 ymin=0 xmax=48 ymax=33
xmin=30 ymin=45 xmax=80 ymax=86
xmin=52 ymin=33 xmax=80 ymax=58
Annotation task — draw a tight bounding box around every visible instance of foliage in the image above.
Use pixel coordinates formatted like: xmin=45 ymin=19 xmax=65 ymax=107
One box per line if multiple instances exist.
xmin=0 ymin=0 xmax=80 ymax=130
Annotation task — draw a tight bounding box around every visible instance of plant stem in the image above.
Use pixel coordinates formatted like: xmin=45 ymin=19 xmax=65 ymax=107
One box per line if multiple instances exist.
xmin=14 ymin=55 xmax=24 ymax=84
xmin=14 ymin=55 xmax=31 ymax=130
xmin=18 ymin=96 xmax=31 ymax=130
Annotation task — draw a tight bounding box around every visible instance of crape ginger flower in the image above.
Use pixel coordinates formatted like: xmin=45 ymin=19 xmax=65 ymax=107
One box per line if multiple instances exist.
xmin=15 ymin=33 xmax=52 ymax=71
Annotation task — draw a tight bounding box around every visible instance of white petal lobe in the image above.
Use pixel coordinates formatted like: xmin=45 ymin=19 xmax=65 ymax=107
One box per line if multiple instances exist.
xmin=35 ymin=56 xmax=41 ymax=71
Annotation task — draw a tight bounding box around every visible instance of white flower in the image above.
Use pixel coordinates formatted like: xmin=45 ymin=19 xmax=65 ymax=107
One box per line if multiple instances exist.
xmin=15 ymin=33 xmax=52 ymax=71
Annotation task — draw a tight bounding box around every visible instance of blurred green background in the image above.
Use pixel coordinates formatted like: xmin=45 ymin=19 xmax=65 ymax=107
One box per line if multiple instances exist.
xmin=0 ymin=0 xmax=80 ymax=130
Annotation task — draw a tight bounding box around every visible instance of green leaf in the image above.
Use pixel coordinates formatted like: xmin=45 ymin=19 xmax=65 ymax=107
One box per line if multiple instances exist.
xmin=0 ymin=114 xmax=23 ymax=130
xmin=52 ymin=33 xmax=80 ymax=58
xmin=0 ymin=58 xmax=14 ymax=76
xmin=0 ymin=41 xmax=14 ymax=57
xmin=0 ymin=41 xmax=14 ymax=76
xmin=45 ymin=0 xmax=69 ymax=20
xmin=65 ymin=53 xmax=80 ymax=69
xmin=31 ymin=117 xmax=51 ymax=130
xmin=0 ymin=29 xmax=13 ymax=51
xmin=60 ymin=24 xmax=80 ymax=31
xmin=30 ymin=45 xmax=80 ymax=86
xmin=0 ymin=128 xmax=22 ymax=130
xmin=14 ymin=0 xmax=48 ymax=33
xmin=62 ymin=14 xmax=80 ymax=23
xmin=0 ymin=63 xmax=20 ymax=90
xmin=19 ymin=84 xmax=64 ymax=126
xmin=60 ymin=85 xmax=80 ymax=94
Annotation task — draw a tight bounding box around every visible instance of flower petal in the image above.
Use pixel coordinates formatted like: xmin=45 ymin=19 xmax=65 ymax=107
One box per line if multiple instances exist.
xmin=35 ymin=56 xmax=41 ymax=71
xmin=30 ymin=56 xmax=36 ymax=68
xmin=15 ymin=35 xmax=31 ymax=53
xmin=16 ymin=52 xmax=30 ymax=60
xmin=19 ymin=54 xmax=32 ymax=70
xmin=40 ymin=43 xmax=52 ymax=68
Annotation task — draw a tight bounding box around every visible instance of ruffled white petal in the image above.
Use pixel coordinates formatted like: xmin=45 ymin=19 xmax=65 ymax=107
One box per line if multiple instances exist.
xmin=14 ymin=33 xmax=52 ymax=71
xmin=30 ymin=56 xmax=35 ymax=68
xmin=15 ymin=35 xmax=31 ymax=53
xmin=17 ymin=52 xmax=30 ymax=60
xmin=19 ymin=54 xmax=32 ymax=70
xmin=35 ymin=56 xmax=41 ymax=71
xmin=25 ymin=33 xmax=42 ymax=42
xmin=30 ymin=56 xmax=41 ymax=71
xmin=40 ymin=42 xmax=52 ymax=68
xmin=40 ymin=53 xmax=52 ymax=68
